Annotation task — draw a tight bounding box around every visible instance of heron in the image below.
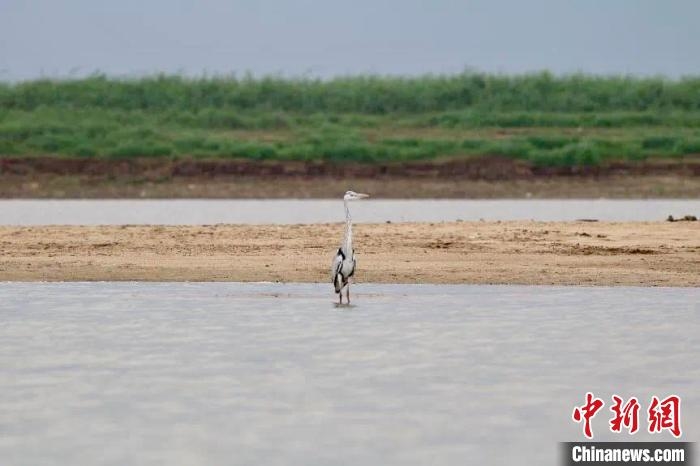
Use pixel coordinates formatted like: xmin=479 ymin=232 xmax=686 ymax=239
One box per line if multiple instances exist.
xmin=331 ymin=190 xmax=369 ymax=305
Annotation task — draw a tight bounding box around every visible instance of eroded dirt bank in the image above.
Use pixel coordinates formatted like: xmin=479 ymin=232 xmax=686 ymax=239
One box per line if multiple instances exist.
xmin=2 ymin=156 xmax=700 ymax=198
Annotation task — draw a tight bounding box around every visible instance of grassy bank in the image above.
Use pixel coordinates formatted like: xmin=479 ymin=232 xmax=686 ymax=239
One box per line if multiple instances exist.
xmin=2 ymin=73 xmax=700 ymax=166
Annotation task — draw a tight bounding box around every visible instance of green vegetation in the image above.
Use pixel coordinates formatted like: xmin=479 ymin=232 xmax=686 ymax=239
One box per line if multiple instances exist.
xmin=2 ymin=73 xmax=700 ymax=166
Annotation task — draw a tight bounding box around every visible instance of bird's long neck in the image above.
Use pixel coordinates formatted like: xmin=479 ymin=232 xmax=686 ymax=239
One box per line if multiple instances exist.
xmin=343 ymin=198 xmax=353 ymax=254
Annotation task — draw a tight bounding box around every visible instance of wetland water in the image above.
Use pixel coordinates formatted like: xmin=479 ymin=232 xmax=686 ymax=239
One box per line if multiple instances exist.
xmin=0 ymin=199 xmax=698 ymax=225
xmin=1 ymin=282 xmax=698 ymax=466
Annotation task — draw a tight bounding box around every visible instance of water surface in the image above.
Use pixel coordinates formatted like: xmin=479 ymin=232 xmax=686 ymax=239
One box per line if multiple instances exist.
xmin=0 ymin=199 xmax=698 ymax=225
xmin=1 ymin=283 xmax=697 ymax=466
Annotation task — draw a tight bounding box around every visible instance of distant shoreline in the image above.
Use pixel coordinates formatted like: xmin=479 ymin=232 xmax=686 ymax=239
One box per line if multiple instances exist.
xmin=4 ymin=74 xmax=700 ymax=167
xmin=2 ymin=221 xmax=698 ymax=286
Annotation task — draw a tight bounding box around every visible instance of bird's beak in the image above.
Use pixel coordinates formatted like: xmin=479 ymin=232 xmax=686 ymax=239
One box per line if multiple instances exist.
xmin=358 ymin=193 xmax=370 ymax=199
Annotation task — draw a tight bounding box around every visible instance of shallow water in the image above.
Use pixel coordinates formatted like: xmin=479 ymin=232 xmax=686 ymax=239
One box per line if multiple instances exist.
xmin=1 ymin=282 xmax=698 ymax=466
xmin=1 ymin=199 xmax=698 ymax=225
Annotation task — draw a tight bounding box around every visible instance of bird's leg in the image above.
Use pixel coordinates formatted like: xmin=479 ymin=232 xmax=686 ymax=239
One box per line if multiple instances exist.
xmin=346 ymin=283 xmax=351 ymax=305
xmin=338 ymin=291 xmax=343 ymax=305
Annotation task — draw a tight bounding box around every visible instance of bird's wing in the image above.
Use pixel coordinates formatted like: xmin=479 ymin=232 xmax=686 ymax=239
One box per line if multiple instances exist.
xmin=331 ymin=249 xmax=343 ymax=282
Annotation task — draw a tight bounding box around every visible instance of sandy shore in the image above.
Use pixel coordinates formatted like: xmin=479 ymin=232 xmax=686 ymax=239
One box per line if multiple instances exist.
xmin=1 ymin=221 xmax=698 ymax=286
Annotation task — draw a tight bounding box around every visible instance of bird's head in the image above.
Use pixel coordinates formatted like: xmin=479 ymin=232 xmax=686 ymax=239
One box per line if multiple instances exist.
xmin=344 ymin=190 xmax=370 ymax=201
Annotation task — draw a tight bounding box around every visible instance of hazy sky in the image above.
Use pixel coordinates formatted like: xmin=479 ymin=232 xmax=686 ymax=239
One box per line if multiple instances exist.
xmin=1 ymin=0 xmax=699 ymax=80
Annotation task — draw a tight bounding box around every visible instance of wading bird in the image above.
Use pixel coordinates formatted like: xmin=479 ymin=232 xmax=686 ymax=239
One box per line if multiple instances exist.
xmin=331 ymin=190 xmax=369 ymax=305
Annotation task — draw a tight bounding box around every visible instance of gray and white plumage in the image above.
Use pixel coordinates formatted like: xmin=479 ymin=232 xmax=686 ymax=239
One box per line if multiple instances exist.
xmin=331 ymin=190 xmax=368 ymax=304
xmin=331 ymin=247 xmax=355 ymax=293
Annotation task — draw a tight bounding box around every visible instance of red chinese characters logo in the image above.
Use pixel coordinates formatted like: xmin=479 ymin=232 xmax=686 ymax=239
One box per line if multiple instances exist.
xmin=572 ymin=393 xmax=682 ymax=439
xmin=609 ymin=395 xmax=640 ymax=434
xmin=648 ymin=395 xmax=682 ymax=438
xmin=572 ymin=392 xmax=604 ymax=439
